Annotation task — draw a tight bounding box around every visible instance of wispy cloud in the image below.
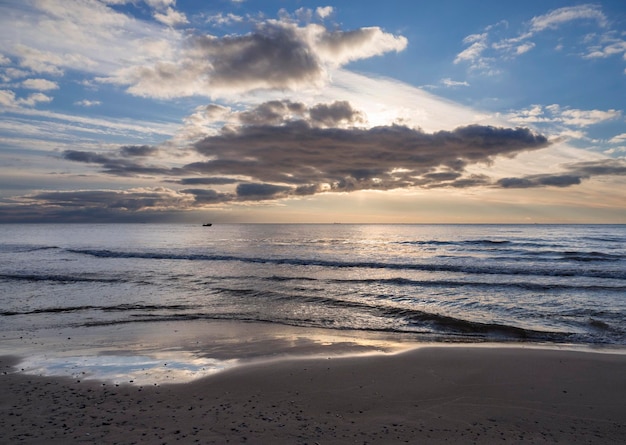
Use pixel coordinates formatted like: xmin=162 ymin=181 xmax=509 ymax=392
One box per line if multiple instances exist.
xmin=74 ymin=99 xmax=102 ymax=107
xmin=504 ymin=104 xmax=622 ymax=144
xmin=0 ymin=0 xmax=182 ymax=78
xmin=528 ymin=4 xmax=607 ymax=32
xmin=441 ymin=78 xmax=470 ymax=88
xmin=454 ymin=4 xmax=621 ymax=74
xmin=0 ymin=103 xmax=178 ymax=149
xmin=507 ymin=104 xmax=621 ymax=128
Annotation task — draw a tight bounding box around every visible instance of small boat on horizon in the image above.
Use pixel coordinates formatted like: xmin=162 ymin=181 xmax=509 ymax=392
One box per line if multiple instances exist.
xmin=202 ymin=223 xmax=212 ymax=227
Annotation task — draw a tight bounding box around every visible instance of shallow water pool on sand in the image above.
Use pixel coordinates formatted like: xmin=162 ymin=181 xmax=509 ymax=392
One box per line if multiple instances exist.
xmin=2 ymin=320 xmax=421 ymax=384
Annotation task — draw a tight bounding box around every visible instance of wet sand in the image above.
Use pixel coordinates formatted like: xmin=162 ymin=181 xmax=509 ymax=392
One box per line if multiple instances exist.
xmin=2 ymin=347 xmax=625 ymax=444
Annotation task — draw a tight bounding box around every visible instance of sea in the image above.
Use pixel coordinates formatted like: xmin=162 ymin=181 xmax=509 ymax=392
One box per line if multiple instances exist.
xmin=1 ymin=223 xmax=625 ymax=383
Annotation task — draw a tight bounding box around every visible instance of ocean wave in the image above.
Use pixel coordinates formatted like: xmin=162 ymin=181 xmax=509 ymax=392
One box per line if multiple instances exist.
xmin=0 ymin=244 xmax=60 ymax=253
xmin=383 ymin=306 xmax=571 ymax=341
xmin=206 ymin=286 xmax=577 ymax=342
xmin=0 ymin=273 xmax=125 ymax=283
xmin=397 ymin=239 xmax=549 ymax=248
xmin=0 ymin=303 xmax=199 ymax=316
xmin=67 ymin=248 xmax=626 ymax=280
xmin=73 ymin=308 xmax=574 ymax=344
xmin=560 ymin=251 xmax=623 ymax=262
xmin=325 ymin=276 xmax=626 ymax=292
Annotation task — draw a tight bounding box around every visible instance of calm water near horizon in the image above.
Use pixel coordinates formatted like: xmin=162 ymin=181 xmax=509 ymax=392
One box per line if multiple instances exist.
xmin=1 ymin=223 xmax=625 ymax=383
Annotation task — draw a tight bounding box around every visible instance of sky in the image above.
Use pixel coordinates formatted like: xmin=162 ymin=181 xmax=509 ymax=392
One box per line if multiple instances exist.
xmin=0 ymin=0 xmax=625 ymax=223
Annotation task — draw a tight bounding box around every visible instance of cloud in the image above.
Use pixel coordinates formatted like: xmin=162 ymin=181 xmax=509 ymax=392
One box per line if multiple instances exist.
xmin=529 ymin=4 xmax=607 ymax=32
xmin=0 ymin=187 xmax=198 ymax=222
xmin=18 ymin=92 xmax=53 ymax=106
xmin=62 ymin=146 xmax=168 ymax=177
xmin=497 ymin=174 xmax=582 ymax=188
xmin=316 ymin=6 xmax=333 ymax=19
xmin=100 ymin=18 xmax=407 ymax=98
xmin=189 ymin=121 xmax=548 ymax=192
xmin=441 ymin=78 xmax=469 ymax=88
xmin=556 ymin=108 xmax=621 ymax=127
xmin=13 ymin=45 xmax=66 ymax=75
xmin=200 ymin=99 xmax=364 ymax=129
xmin=59 ymin=99 xmax=551 ymax=199
xmin=583 ymin=33 xmax=626 ymax=60
xmin=0 ymin=89 xmax=18 ymax=107
xmin=497 ymin=158 xmax=626 ymax=188
xmin=455 ymin=4 xmax=618 ymax=73
xmin=10 ymin=92 xmax=623 ymax=221
xmin=174 ymin=177 xmax=239 ymax=186
xmin=1 ymin=68 xmax=30 ymax=81
xmin=21 ymin=78 xmax=59 ymax=90
xmin=609 ymin=133 xmax=626 ymax=144
xmin=236 ymin=182 xmax=291 ymax=199
xmin=454 ymin=33 xmax=488 ymax=65
xmin=74 ymin=99 xmax=101 ymax=107
xmin=0 ymin=89 xmax=52 ymax=107
xmin=515 ymin=42 xmax=535 ymax=55
xmin=206 ymin=12 xmax=244 ymax=26
xmin=153 ymin=7 xmax=188 ymax=27
xmin=180 ymin=188 xmax=232 ymax=204
xmin=119 ymin=144 xmax=160 ymax=157
xmin=144 ymin=0 xmax=176 ymax=9
xmin=237 ymin=100 xmax=308 ymax=126
xmin=31 ymin=187 xmax=191 ymax=211
xmin=506 ymin=104 xmax=621 ymax=138
xmin=308 ymin=101 xmax=366 ymax=127
xmin=0 ymin=0 xmax=182 ymax=79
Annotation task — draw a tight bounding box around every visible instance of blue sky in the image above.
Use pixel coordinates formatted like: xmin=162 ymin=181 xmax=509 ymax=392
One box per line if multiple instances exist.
xmin=0 ymin=0 xmax=625 ymax=223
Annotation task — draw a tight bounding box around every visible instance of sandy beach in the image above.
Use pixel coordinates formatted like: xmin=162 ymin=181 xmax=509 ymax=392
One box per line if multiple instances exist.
xmin=2 ymin=346 xmax=625 ymax=444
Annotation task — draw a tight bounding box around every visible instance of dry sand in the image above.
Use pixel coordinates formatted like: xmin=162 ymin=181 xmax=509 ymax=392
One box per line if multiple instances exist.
xmin=2 ymin=347 xmax=625 ymax=444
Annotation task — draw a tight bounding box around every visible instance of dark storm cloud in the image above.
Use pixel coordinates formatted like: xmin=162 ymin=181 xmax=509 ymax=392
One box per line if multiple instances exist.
xmin=190 ymin=24 xmax=323 ymax=91
xmin=174 ymin=177 xmax=239 ymax=185
xmin=62 ymin=147 xmax=168 ymax=177
xmin=228 ymin=99 xmax=364 ymax=129
xmin=0 ymin=187 xmax=203 ymax=223
xmin=107 ymin=20 xmax=407 ymax=98
xmin=567 ymin=159 xmax=626 ymax=176
xmin=119 ymin=145 xmax=159 ymax=157
xmin=30 ymin=189 xmax=190 ymax=211
xmin=63 ymin=150 xmax=110 ymax=164
xmin=61 ymin=100 xmax=553 ymax=198
xmin=180 ymin=188 xmax=233 ymax=204
xmin=309 ymin=101 xmax=365 ymax=127
xmin=496 ymin=159 xmax=626 ymax=188
xmin=497 ymin=175 xmax=582 ymax=188
xmin=236 ymin=183 xmax=292 ymax=198
xmin=238 ymin=100 xmax=308 ymax=126
xmin=191 ymin=121 xmax=550 ymax=192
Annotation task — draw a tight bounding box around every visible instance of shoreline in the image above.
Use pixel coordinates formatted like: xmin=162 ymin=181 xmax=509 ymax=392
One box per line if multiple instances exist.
xmin=3 ymin=318 xmax=625 ymax=386
xmin=2 ymin=345 xmax=626 ymax=444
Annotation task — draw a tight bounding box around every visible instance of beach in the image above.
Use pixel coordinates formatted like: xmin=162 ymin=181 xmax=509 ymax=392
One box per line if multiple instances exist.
xmin=2 ymin=224 xmax=625 ymax=443
xmin=2 ymin=346 xmax=625 ymax=444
